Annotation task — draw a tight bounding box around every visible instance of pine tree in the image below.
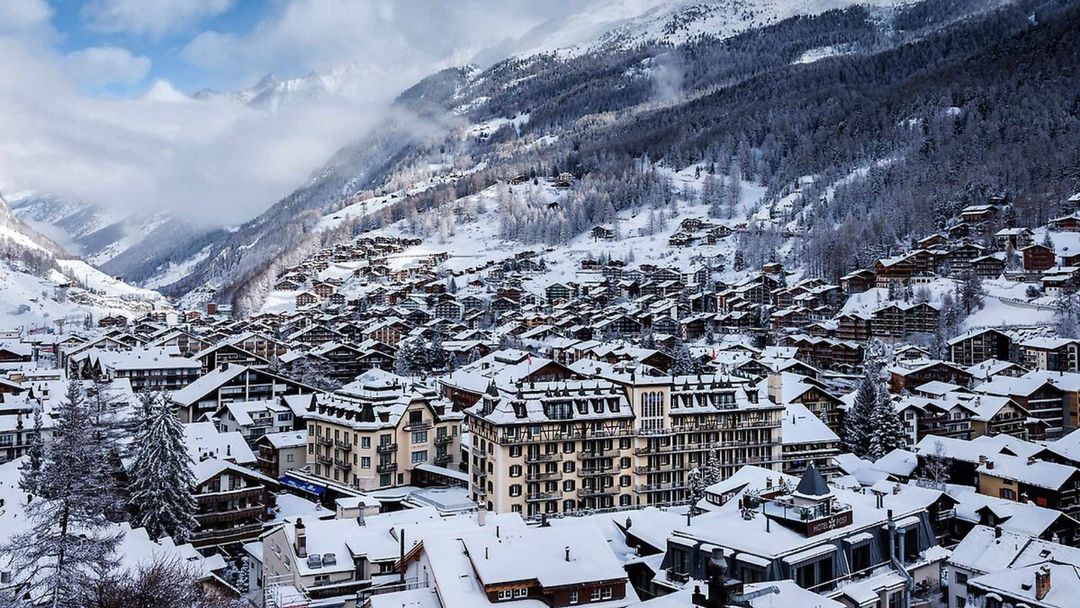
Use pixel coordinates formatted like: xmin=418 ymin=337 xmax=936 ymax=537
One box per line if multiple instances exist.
xmin=703 ymin=451 xmax=723 ymax=485
xmin=394 ymin=341 xmax=430 ymax=377
xmin=19 ymin=406 xmax=45 ymax=494
xmin=960 ymin=271 xmax=985 ymax=314
xmin=1 ymin=381 xmax=123 ymax=607
xmin=843 ymin=369 xmax=877 ymax=458
xmin=671 ymin=340 xmax=697 ymax=376
xmin=86 ymin=379 xmax=127 ymax=520
xmin=640 ymin=330 xmax=656 ymax=350
xmin=686 ymin=467 xmax=706 ymax=507
xmin=867 ymin=387 xmax=905 ymax=460
xmin=427 ymin=335 xmax=449 ymax=372
xmin=1056 ymin=294 xmax=1080 ymax=339
xmin=127 ymin=396 xmax=198 ymax=543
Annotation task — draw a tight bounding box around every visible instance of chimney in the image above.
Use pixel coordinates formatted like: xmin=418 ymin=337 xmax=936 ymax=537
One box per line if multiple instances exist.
xmin=294 ymin=518 xmax=307 ymax=558
xmin=400 ymin=530 xmax=407 ymax=584
xmin=1028 ymin=456 xmax=1037 ymax=465
xmin=1036 ymin=565 xmax=1051 ymax=601
xmin=705 ymin=548 xmax=727 ymax=608
xmin=986 ymin=460 xmax=994 ymax=470
xmin=565 ymin=546 xmax=571 ymax=562
xmin=356 ymin=509 xmax=365 ymax=526
xmin=477 ymin=505 xmax=486 ymax=527
xmin=994 ymin=525 xmax=1002 ymax=539
xmin=691 ymin=584 xmax=707 ymax=607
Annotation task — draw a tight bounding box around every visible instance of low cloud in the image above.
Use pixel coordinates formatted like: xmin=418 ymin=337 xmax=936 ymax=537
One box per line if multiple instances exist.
xmin=81 ymin=0 xmax=234 ymax=37
xmin=0 ymin=0 xmax=607 ymax=228
xmin=62 ymin=46 xmax=152 ymax=89
xmin=0 ymin=37 xmax=376 ymax=226
xmin=0 ymin=0 xmax=52 ymax=34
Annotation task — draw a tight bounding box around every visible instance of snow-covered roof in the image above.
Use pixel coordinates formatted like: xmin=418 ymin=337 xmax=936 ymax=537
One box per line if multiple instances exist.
xmin=781 ymin=402 xmax=838 ymax=445
xmin=183 ymin=421 xmax=256 ymax=465
xmin=976 ymin=453 xmax=1078 ymax=491
xmin=464 ymin=525 xmax=626 ymax=588
xmin=262 ymin=430 xmax=308 ymax=449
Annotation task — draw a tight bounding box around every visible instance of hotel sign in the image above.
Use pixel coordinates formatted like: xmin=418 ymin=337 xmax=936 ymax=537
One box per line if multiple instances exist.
xmin=806 ymin=510 xmax=853 ymax=536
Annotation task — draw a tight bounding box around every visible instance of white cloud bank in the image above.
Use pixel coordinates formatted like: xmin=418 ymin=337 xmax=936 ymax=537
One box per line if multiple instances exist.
xmin=81 ymin=0 xmax=235 ymax=37
xmin=62 ymin=46 xmax=152 ymax=88
xmin=0 ymin=0 xmax=593 ymax=227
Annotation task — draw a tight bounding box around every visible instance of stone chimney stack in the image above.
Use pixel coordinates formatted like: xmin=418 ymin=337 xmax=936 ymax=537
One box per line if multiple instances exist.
xmin=1036 ymin=565 xmax=1051 ymax=601
xmin=295 ymin=518 xmax=307 ymax=558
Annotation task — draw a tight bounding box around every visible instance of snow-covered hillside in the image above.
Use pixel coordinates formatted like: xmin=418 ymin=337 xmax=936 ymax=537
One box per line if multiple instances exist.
xmin=260 ymin=165 xmax=768 ymax=315
xmin=0 ymin=261 xmax=168 ymax=332
xmin=7 ymin=191 xmax=176 ymax=266
xmin=513 ymin=0 xmax=905 ymax=57
xmin=192 ymin=70 xmax=354 ymax=110
xmin=0 ymin=194 xmax=169 ymax=332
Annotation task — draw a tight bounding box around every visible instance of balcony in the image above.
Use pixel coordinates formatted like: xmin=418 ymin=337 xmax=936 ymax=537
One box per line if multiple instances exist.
xmin=634 ymin=482 xmax=686 ymax=493
xmin=196 ymin=487 xmax=267 ymax=509
xmin=525 ymin=452 xmax=562 ymax=464
xmin=525 ymin=492 xmax=560 ymax=502
xmin=434 ymin=454 xmax=453 ymax=465
xmin=497 ymin=426 xmax=634 ymax=445
xmin=189 ymin=522 xmax=264 ymax=547
xmin=577 ymin=487 xmax=617 ymax=498
xmin=316 ymin=454 xmax=332 ymax=466
xmin=434 ymin=435 xmax=453 ymax=446
xmin=405 ymin=420 xmax=432 ymax=432
xmin=526 ymin=471 xmax=561 ymax=482
xmin=580 ymin=465 xmax=615 ymax=476
xmin=317 ymin=436 xmax=333 ymax=446
xmin=377 ymin=462 xmax=398 ymax=474
xmin=376 ymin=442 xmax=398 ymax=454
xmin=196 ymin=505 xmax=266 ymax=526
xmin=334 ymin=458 xmax=351 ymax=470
xmin=335 ymin=439 xmax=353 ymax=451
xmin=634 ymin=437 xmax=777 ymax=456
xmin=578 ymin=451 xmax=610 ymax=461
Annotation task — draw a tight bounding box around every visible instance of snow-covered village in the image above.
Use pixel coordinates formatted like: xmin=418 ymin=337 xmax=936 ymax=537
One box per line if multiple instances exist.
xmin=2 ymin=1 xmax=1080 ymax=607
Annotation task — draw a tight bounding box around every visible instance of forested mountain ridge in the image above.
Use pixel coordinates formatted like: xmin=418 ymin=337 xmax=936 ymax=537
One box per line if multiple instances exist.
xmin=94 ymin=0 xmax=1078 ymax=316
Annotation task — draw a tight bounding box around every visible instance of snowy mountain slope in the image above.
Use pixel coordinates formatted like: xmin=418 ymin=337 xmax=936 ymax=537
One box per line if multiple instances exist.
xmin=0 ymin=193 xmax=67 ymax=258
xmin=0 ymin=193 xmax=168 ymax=331
xmin=5 ymin=191 xmax=206 ymax=270
xmin=193 ymin=71 xmax=345 ymax=110
xmin=509 ymin=0 xmax=906 ymax=58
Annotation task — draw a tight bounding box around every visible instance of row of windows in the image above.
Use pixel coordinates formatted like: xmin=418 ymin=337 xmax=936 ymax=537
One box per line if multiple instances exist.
xmin=507 ymin=459 xmax=633 ymax=478
xmin=507 ymin=438 xmax=630 ymax=458
xmin=504 ymin=495 xmax=635 ymax=515
xmin=507 ymin=476 xmax=631 ymax=496
xmin=308 ymin=425 xmax=458 ymax=447
xmin=496 ymin=588 xmax=528 ymax=600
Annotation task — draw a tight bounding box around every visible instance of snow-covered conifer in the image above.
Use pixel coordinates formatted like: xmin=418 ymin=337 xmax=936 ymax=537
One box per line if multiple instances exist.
xmin=127 ymin=395 xmax=198 ymax=543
